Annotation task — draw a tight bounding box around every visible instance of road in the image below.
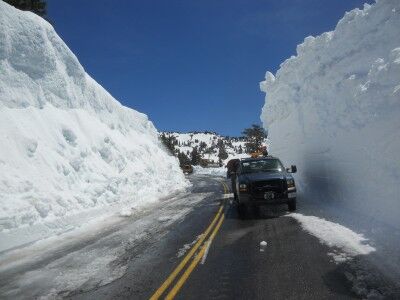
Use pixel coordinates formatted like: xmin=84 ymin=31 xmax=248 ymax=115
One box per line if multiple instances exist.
xmin=0 ymin=175 xmax=396 ymax=299
xmin=70 ymin=175 xmax=357 ymax=300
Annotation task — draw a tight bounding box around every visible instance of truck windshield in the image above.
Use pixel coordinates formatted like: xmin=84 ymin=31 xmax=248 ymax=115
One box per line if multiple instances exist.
xmin=241 ymin=159 xmax=284 ymax=173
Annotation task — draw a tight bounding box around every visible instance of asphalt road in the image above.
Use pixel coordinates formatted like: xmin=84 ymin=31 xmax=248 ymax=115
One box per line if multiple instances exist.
xmin=71 ymin=175 xmax=360 ymax=300
xmin=2 ymin=175 xmax=396 ymax=299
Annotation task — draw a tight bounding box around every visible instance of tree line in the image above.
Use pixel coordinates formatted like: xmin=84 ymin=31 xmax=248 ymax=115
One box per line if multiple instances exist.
xmin=160 ymin=124 xmax=267 ymax=167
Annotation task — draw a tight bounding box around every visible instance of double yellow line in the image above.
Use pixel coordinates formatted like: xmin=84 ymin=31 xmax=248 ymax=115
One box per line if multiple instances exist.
xmin=150 ymin=181 xmax=229 ymax=300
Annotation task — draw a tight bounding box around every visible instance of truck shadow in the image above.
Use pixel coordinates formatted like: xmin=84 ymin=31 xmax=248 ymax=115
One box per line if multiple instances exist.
xmin=224 ymin=201 xmax=289 ymax=220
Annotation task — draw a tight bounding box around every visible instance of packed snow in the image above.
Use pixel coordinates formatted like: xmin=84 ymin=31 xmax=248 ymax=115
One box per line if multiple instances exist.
xmin=0 ymin=2 xmax=188 ymax=252
xmin=288 ymin=213 xmax=375 ymax=263
xmin=260 ymin=0 xmax=400 ymax=278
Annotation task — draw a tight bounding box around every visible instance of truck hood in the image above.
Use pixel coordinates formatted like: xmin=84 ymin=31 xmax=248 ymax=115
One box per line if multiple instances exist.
xmin=241 ymin=172 xmax=287 ymax=182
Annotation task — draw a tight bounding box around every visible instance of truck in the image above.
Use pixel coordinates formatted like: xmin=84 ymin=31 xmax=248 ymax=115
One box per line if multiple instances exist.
xmin=181 ymin=164 xmax=193 ymax=174
xmin=230 ymin=156 xmax=297 ymax=217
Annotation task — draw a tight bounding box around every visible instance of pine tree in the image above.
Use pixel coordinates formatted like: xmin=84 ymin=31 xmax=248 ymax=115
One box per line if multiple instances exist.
xmin=190 ymin=147 xmax=201 ymax=165
xmin=4 ymin=0 xmax=47 ymax=17
xmin=238 ymin=145 xmax=243 ymax=154
xmin=242 ymin=124 xmax=266 ymax=153
xmin=217 ymin=139 xmax=228 ymax=162
xmin=199 ymin=141 xmax=207 ymax=151
xmin=160 ymin=134 xmax=176 ymax=155
xmin=177 ymin=151 xmax=191 ymax=166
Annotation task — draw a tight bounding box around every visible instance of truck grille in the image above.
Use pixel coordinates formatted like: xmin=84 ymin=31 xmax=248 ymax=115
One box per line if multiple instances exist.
xmin=251 ymin=179 xmax=284 ymax=196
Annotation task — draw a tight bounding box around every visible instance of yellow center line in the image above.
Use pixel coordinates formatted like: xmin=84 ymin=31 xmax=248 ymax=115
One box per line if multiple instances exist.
xmin=150 ymin=205 xmax=224 ymax=300
xmin=221 ymin=180 xmax=229 ymax=194
xmin=221 ymin=181 xmax=227 ymax=194
xmin=165 ymin=214 xmax=225 ymax=300
xmin=150 ymin=180 xmax=227 ymax=300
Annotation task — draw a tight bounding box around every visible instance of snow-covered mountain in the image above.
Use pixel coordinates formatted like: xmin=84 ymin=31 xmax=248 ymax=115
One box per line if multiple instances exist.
xmin=160 ymin=131 xmax=250 ymax=165
xmin=0 ymin=1 xmax=188 ymax=252
xmin=260 ymin=0 xmax=400 ymax=278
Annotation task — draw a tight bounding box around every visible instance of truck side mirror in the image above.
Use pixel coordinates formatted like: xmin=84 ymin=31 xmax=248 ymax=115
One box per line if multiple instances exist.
xmin=291 ymin=165 xmax=297 ymax=173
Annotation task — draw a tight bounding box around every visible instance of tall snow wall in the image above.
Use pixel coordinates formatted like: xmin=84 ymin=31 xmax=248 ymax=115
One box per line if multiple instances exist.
xmin=260 ymin=0 xmax=400 ymax=229
xmin=0 ymin=1 xmax=187 ymax=250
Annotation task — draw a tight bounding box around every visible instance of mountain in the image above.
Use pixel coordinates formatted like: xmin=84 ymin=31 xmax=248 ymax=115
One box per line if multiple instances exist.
xmin=160 ymin=131 xmax=252 ymax=165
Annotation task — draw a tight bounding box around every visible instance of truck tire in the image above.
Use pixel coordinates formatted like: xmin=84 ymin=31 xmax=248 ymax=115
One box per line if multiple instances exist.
xmin=288 ymin=200 xmax=296 ymax=212
xmin=252 ymin=205 xmax=260 ymax=217
xmin=237 ymin=203 xmax=247 ymax=219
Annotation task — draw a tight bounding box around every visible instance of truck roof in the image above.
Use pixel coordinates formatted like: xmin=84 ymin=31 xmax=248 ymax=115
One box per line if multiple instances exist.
xmin=240 ymin=155 xmax=277 ymax=162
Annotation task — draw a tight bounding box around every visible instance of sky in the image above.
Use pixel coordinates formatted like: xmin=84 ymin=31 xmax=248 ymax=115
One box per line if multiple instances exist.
xmin=47 ymin=0 xmax=372 ymax=136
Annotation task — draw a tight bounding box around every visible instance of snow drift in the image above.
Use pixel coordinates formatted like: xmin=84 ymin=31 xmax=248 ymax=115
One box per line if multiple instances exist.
xmin=260 ymin=0 xmax=400 ymax=276
xmin=0 ymin=1 xmax=187 ymax=251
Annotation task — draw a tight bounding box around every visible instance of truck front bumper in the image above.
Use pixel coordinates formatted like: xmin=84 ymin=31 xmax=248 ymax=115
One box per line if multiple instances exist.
xmin=239 ymin=191 xmax=296 ymax=206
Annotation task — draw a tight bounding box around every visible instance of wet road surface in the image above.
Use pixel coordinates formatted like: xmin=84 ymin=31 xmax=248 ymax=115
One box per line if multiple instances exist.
xmin=72 ymin=175 xmax=359 ymax=300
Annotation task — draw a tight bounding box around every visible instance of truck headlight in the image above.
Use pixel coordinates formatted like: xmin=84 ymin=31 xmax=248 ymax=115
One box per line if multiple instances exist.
xmin=239 ymin=183 xmax=247 ymax=191
xmin=286 ymin=178 xmax=295 ymax=188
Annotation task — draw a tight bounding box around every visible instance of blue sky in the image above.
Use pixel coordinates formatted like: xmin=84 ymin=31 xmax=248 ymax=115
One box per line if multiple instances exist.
xmin=48 ymin=0 xmax=372 ymax=136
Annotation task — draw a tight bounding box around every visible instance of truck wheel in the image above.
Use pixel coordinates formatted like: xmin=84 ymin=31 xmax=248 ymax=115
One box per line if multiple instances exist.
xmin=252 ymin=205 xmax=260 ymax=217
xmin=237 ymin=203 xmax=247 ymax=219
xmin=288 ymin=200 xmax=296 ymax=212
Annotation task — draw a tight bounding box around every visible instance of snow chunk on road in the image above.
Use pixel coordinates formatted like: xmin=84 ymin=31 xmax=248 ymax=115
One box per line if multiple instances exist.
xmin=177 ymin=235 xmax=201 ymax=258
xmin=288 ymin=213 xmax=375 ymax=262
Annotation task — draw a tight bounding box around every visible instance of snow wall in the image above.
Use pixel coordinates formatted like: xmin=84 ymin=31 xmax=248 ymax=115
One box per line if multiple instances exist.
xmin=261 ymin=1 xmax=400 ymax=231
xmin=0 ymin=1 xmax=188 ymax=250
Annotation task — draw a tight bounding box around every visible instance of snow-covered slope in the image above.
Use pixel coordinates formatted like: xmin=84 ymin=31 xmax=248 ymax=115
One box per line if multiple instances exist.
xmin=260 ymin=0 xmax=400 ymax=276
xmin=0 ymin=1 xmax=188 ymax=251
xmin=161 ymin=131 xmax=249 ymax=163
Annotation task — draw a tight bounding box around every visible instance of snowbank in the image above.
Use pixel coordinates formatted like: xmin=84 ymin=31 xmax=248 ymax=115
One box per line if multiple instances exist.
xmin=0 ymin=1 xmax=188 ymax=252
xmin=193 ymin=166 xmax=226 ymax=177
xmin=288 ymin=213 xmax=375 ymax=263
xmin=260 ymin=0 xmax=400 ymax=277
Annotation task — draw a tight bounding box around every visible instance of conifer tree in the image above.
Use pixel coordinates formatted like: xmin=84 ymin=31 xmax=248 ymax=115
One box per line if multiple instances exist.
xmin=190 ymin=147 xmax=201 ymax=165
xmin=242 ymin=124 xmax=266 ymax=153
xmin=5 ymin=0 xmax=47 ymax=17
xmin=177 ymin=151 xmax=191 ymax=166
xmin=217 ymin=139 xmax=228 ymax=161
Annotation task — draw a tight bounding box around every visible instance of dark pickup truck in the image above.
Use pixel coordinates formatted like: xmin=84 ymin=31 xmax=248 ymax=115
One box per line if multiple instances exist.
xmin=230 ymin=156 xmax=297 ymax=216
